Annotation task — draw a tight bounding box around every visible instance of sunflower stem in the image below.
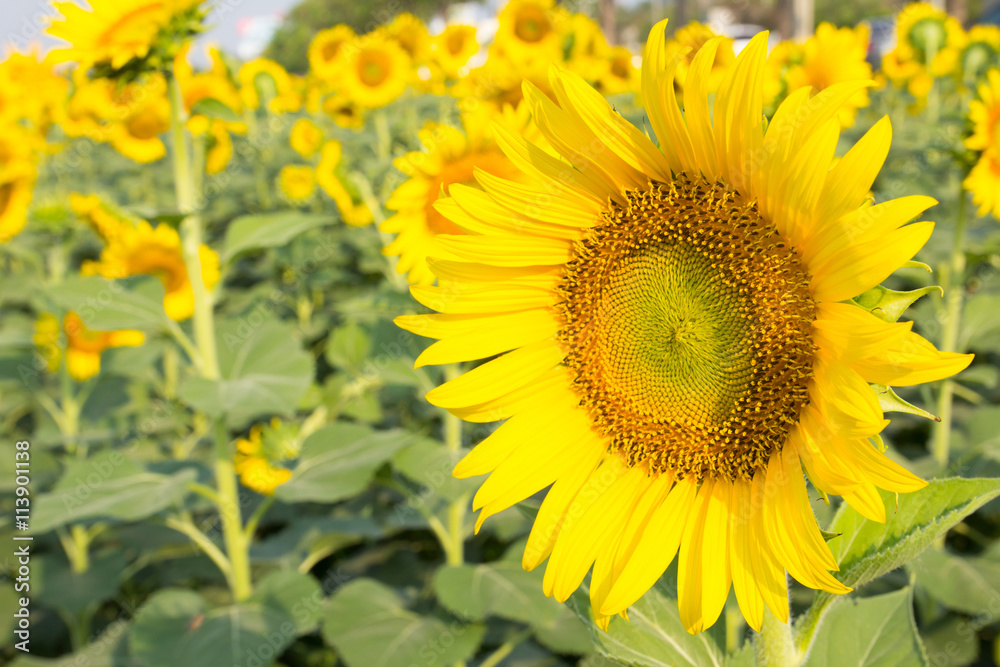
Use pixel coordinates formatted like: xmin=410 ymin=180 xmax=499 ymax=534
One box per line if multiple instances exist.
xmin=374 ymin=109 xmax=392 ymax=161
xmin=931 ymin=189 xmax=968 ymax=468
xmin=756 ymin=586 xmax=799 ymax=667
xmin=169 ymin=74 xmax=252 ymax=602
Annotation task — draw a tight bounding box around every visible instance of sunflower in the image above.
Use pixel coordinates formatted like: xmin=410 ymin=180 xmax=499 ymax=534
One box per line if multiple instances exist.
xmin=322 ymin=94 xmax=365 ymax=130
xmin=766 ymin=23 xmax=872 ymax=128
xmin=341 ymin=32 xmax=411 ymax=109
xmin=104 ymin=76 xmax=172 ymax=163
xmin=239 ymin=58 xmax=302 ymax=114
xmin=667 ymin=22 xmax=735 ymax=95
xmin=279 ymin=165 xmax=317 ymax=202
xmin=431 ymin=25 xmax=479 ymax=80
xmin=596 ymin=47 xmax=639 ymax=96
xmin=290 ymin=118 xmax=325 ymax=159
xmin=0 ymin=50 xmax=69 ymax=130
xmin=452 ymin=54 xmax=552 ymax=110
xmin=383 ymin=104 xmax=534 ymax=285
xmin=46 ymin=0 xmax=207 ymax=77
xmin=0 ymin=171 xmax=36 ymax=244
xmin=309 ymin=25 xmax=357 ymax=81
xmin=234 ymin=418 xmax=300 ymax=496
xmin=387 ymin=13 xmax=431 ymax=64
xmin=316 ymin=140 xmax=373 ymax=226
xmin=78 ymin=199 xmax=220 ymax=321
xmin=964 ymin=68 xmax=1000 ymax=219
xmin=33 ymin=312 xmax=145 ymax=382
xmin=396 ymin=22 xmax=973 ymax=635
xmin=885 ymin=2 xmax=965 ymax=82
xmin=492 ymin=0 xmax=566 ymax=64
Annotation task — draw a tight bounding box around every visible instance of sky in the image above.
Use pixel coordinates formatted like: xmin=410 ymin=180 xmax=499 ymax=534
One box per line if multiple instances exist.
xmin=0 ymin=0 xmax=301 ymax=64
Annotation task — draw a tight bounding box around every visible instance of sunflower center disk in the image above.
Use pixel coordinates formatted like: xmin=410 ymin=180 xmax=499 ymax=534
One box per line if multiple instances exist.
xmin=556 ymin=175 xmax=817 ymax=481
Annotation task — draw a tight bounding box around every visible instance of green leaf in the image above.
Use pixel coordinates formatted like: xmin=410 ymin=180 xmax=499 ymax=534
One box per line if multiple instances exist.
xmin=434 ymin=561 xmax=564 ymax=627
xmin=825 ymin=478 xmax=1000 ymax=591
xmin=802 ymin=588 xmax=927 ymax=666
xmin=190 ymin=97 xmax=241 ymax=123
xmin=568 ymin=575 xmax=724 ymax=667
xmin=852 ymin=285 xmax=942 ymax=323
xmin=393 ymin=439 xmax=477 ymax=502
xmin=873 ymin=384 xmax=938 ymax=421
xmin=130 ymin=578 xmax=320 ymax=667
xmin=35 ymin=551 xmax=127 ymax=615
xmin=222 ymin=212 xmax=335 ymax=262
xmin=322 ymin=578 xmax=484 ymax=667
xmin=326 ymin=321 xmax=372 ymax=374
xmin=30 ymin=451 xmax=196 ymax=533
xmin=10 ymin=619 xmax=131 ymax=666
xmin=43 ymin=276 xmax=169 ymax=331
xmin=178 ymin=319 xmax=312 ymax=428
xmin=275 ymin=423 xmax=412 ymax=503
xmin=910 ymin=547 xmax=1000 ymax=615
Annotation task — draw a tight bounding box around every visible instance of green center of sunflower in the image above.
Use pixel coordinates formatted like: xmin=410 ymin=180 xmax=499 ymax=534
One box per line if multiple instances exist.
xmin=556 ymin=175 xmax=817 ymax=482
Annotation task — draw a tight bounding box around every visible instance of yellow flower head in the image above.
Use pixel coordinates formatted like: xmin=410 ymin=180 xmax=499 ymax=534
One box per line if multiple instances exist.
xmin=596 ymin=46 xmax=639 ymax=96
xmin=947 ymin=26 xmax=1000 ymax=86
xmin=431 ymin=25 xmax=479 ymax=80
xmin=279 ymin=165 xmax=317 ymax=202
xmin=46 ymin=0 xmax=208 ymax=77
xmin=493 ymin=0 xmax=566 ymax=63
xmin=341 ymin=32 xmax=411 ymax=109
xmin=396 ymin=20 xmax=972 ymax=635
xmin=104 ymin=75 xmax=172 ymax=163
xmin=887 ymin=2 xmax=965 ymax=79
xmin=290 ymin=118 xmax=325 ymax=159
xmin=387 ymin=13 xmax=431 ymax=64
xmin=33 ymin=311 xmax=144 ymax=382
xmin=239 ymin=58 xmax=302 ymax=114
xmin=767 ymin=23 xmax=872 ymax=128
xmin=967 ymin=68 xmax=1000 ymax=153
xmin=0 ymin=50 xmax=69 ymax=129
xmin=452 ymin=53 xmax=552 ymax=110
xmin=309 ymin=25 xmax=357 ymax=81
xmin=668 ymin=22 xmax=736 ymax=94
xmin=0 ymin=172 xmax=36 ymax=244
xmin=322 ymin=94 xmax=365 ymax=130
xmin=316 ymin=140 xmax=373 ymax=226
xmin=234 ymin=418 xmax=300 ymax=495
xmin=965 ymin=149 xmax=1000 ymax=219
xmin=79 ymin=201 xmax=220 ymax=321
xmin=383 ymin=103 xmax=534 ymax=285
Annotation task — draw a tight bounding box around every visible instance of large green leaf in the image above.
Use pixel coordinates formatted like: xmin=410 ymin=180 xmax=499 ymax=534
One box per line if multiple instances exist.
xmin=910 ymin=547 xmax=1000 ymax=615
xmin=825 ymin=478 xmax=1000 ymax=590
xmin=178 ymin=319 xmax=312 ymax=427
xmin=568 ymin=575 xmax=724 ymax=667
xmin=43 ymin=276 xmax=169 ymax=331
xmin=322 ymin=578 xmax=484 ymax=667
xmin=130 ymin=571 xmax=321 ymax=667
xmin=11 ymin=620 xmax=131 ymax=666
xmin=275 ymin=423 xmax=412 ymax=503
xmin=803 ymin=588 xmax=927 ymax=666
xmin=35 ymin=551 xmax=127 ymax=615
xmin=393 ymin=439 xmax=477 ymax=502
xmin=30 ymin=451 xmax=196 ymax=533
xmin=222 ymin=212 xmax=335 ymax=262
xmin=434 ymin=561 xmax=564 ymax=627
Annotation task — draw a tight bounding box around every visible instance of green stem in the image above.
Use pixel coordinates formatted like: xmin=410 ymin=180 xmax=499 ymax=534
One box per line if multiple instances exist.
xmin=243 ymin=496 xmax=275 ymax=542
xmin=443 ymin=364 xmax=466 ymax=568
xmin=169 ymin=74 xmax=251 ymax=602
xmin=165 ymin=513 xmax=232 ymax=580
xmin=244 ymin=110 xmax=272 ymax=211
xmin=479 ymin=628 xmax=533 ymax=667
xmin=163 ymin=343 xmax=179 ymax=399
xmin=756 ymin=583 xmax=799 ymax=667
xmin=213 ymin=420 xmax=253 ymax=601
xmin=374 ymin=109 xmax=391 ymax=161
xmin=932 ymin=189 xmax=968 ymax=467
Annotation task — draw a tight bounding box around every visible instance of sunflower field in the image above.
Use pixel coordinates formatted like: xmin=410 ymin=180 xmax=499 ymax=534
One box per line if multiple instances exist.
xmin=3 ymin=0 xmax=1000 ymax=665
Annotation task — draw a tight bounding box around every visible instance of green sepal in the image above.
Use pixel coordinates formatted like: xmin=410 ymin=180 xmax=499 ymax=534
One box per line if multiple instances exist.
xmin=902 ymin=259 xmax=933 ymax=272
xmin=819 ymin=529 xmax=842 ymax=542
xmin=852 ymin=284 xmax=943 ymax=322
xmin=873 ymin=384 xmax=940 ymax=421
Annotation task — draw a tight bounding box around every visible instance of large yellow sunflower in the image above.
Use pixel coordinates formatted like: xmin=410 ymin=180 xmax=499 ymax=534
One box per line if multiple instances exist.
xmin=492 ymin=0 xmax=566 ymax=64
xmin=396 ymin=22 xmax=972 ymax=635
xmin=46 ymin=0 xmax=206 ymax=74
xmin=430 ymin=25 xmax=479 ymax=80
xmin=383 ymin=105 xmax=534 ymax=285
xmin=341 ymin=32 xmax=411 ymax=109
